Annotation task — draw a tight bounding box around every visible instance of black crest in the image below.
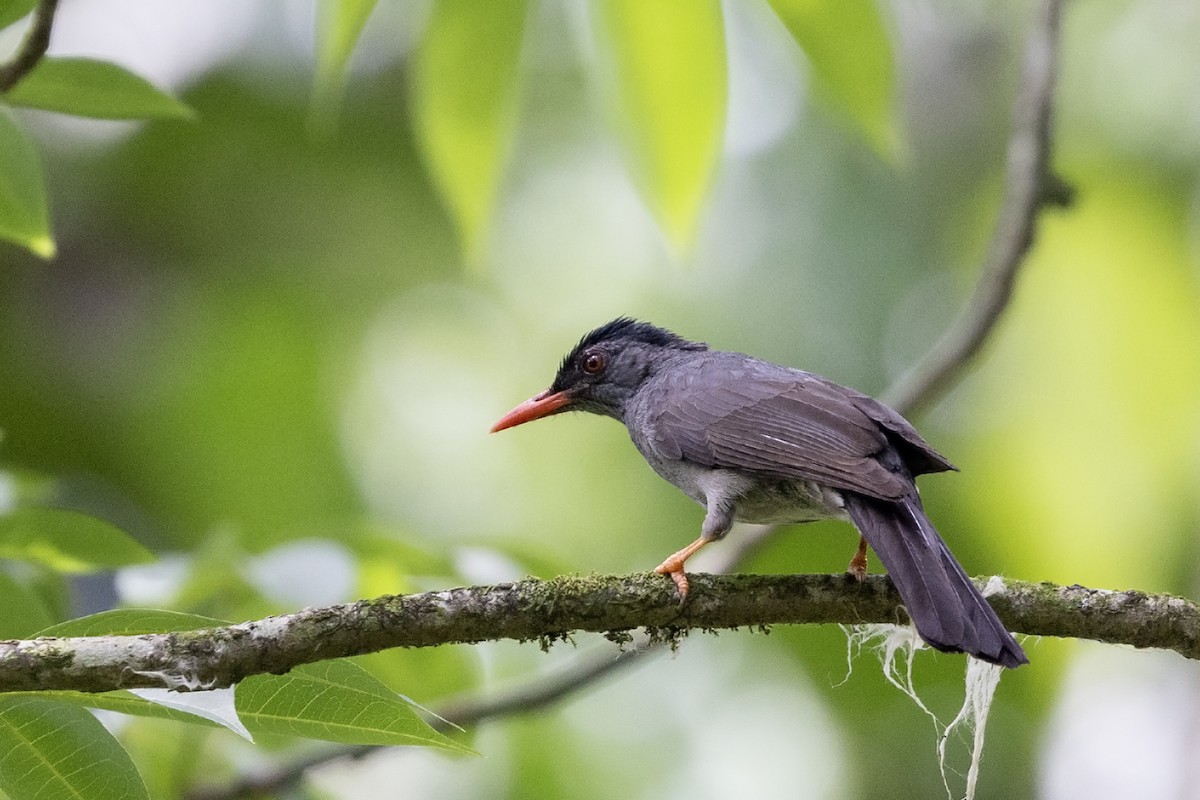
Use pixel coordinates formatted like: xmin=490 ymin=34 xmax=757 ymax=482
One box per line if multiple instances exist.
xmin=576 ymin=317 xmax=704 ymax=351
xmin=559 ymin=318 xmax=705 ymax=373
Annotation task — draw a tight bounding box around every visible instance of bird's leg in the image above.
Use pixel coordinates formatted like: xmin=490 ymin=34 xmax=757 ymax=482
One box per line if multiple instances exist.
xmin=847 ymin=535 xmax=869 ymax=582
xmin=655 ymin=496 xmax=736 ymax=602
xmin=654 ymin=537 xmax=713 ymax=599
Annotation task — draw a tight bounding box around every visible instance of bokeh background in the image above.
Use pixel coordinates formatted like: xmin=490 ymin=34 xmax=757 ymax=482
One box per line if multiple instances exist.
xmin=2 ymin=1 xmax=1200 ymax=798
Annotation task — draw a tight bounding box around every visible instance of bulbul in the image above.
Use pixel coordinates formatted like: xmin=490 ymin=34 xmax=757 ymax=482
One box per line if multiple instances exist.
xmin=491 ymin=318 xmax=1027 ymax=668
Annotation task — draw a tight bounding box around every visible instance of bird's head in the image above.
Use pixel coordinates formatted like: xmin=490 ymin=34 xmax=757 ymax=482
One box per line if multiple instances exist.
xmin=491 ymin=318 xmax=706 ymax=432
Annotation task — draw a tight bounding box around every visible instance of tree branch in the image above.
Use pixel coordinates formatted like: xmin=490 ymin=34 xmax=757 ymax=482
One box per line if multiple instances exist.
xmin=0 ymin=0 xmax=59 ymax=94
xmin=881 ymin=0 xmax=1070 ymax=417
xmin=184 ymin=524 xmax=787 ymax=800
xmin=4 ymin=574 xmax=1199 ymax=695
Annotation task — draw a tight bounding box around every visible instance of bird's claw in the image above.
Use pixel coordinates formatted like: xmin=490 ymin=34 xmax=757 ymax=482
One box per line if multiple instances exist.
xmin=654 ymin=560 xmax=691 ymax=604
xmin=654 ymin=537 xmax=709 ymax=606
xmin=847 ymin=537 xmax=869 ymax=582
xmin=847 ymin=557 xmax=868 ymax=582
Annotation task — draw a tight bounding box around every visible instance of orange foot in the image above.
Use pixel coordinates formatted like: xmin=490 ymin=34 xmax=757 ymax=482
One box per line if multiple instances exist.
xmin=653 ymin=537 xmax=712 ymax=602
xmin=847 ymin=536 xmax=869 ymax=582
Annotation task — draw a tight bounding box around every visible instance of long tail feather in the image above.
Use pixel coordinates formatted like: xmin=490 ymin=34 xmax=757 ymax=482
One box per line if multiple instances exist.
xmin=844 ymin=492 xmax=1027 ymax=669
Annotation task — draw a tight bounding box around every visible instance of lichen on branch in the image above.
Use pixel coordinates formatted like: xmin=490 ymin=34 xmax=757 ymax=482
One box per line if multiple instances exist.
xmin=1 ymin=573 xmax=1197 ymax=695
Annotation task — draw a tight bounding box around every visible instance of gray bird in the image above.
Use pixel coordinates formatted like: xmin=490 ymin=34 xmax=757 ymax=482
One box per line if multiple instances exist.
xmin=491 ymin=318 xmax=1027 ymax=668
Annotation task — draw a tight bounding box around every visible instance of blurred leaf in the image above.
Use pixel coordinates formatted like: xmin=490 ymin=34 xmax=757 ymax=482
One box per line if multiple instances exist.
xmin=413 ymin=0 xmax=528 ymax=264
xmin=0 ymin=469 xmax=57 ymax=511
xmin=117 ymin=295 xmax=361 ymax=553
xmin=490 ymin=538 xmax=577 ymax=579
xmin=352 ymin=520 xmax=457 ymax=588
xmin=0 ymin=508 xmax=153 ymax=572
xmin=964 ymin=172 xmax=1200 ymax=588
xmin=767 ymin=0 xmax=901 ymax=160
xmin=0 ymin=569 xmax=53 ymax=637
xmin=36 ymin=608 xmax=227 ymax=637
xmin=172 ymin=530 xmax=271 ymax=622
xmin=507 ymin=712 xmax=595 ymax=800
xmin=120 ymin=722 xmax=207 ymax=800
xmin=6 ymin=690 xmax=221 ymax=728
xmin=0 ymin=0 xmax=34 ymax=30
xmin=0 ymin=108 xmax=54 ymax=258
xmin=352 ymin=646 xmax=479 ymax=708
xmin=593 ymin=0 xmax=727 ymax=252
xmin=4 ymin=58 xmax=193 ymax=119
xmin=311 ymin=0 xmax=379 ymax=134
xmin=0 ymin=696 xmax=150 ymax=800
xmin=237 ymin=659 xmax=472 ymax=752
xmin=26 ymin=563 xmax=70 ymax=623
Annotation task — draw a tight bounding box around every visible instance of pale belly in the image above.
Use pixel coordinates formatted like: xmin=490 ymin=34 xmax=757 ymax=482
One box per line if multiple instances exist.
xmin=729 ymin=478 xmax=849 ymax=525
xmin=640 ymin=452 xmax=849 ymax=526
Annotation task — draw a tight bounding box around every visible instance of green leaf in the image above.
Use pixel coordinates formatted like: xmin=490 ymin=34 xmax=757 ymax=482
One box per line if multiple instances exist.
xmin=310 ymin=0 xmax=379 ymax=134
xmin=0 ymin=569 xmax=54 ymax=638
xmin=0 ymin=696 xmax=150 ymax=800
xmin=25 ymin=564 xmax=70 ymax=623
xmin=767 ymin=0 xmax=901 ymax=160
xmin=35 ymin=608 xmax=226 ymax=637
xmin=593 ymin=0 xmax=727 ymax=252
xmin=0 ymin=108 xmax=54 ymax=258
xmin=0 ymin=508 xmax=154 ymax=572
xmin=0 ymin=0 xmax=35 ymax=30
xmin=413 ymin=0 xmax=529 ymax=264
xmin=4 ymin=690 xmax=221 ymax=728
xmin=122 ymin=723 xmax=207 ymax=800
xmin=171 ymin=531 xmax=271 ymax=623
xmin=4 ymin=57 xmax=193 ymax=120
xmin=237 ymin=659 xmax=472 ymax=752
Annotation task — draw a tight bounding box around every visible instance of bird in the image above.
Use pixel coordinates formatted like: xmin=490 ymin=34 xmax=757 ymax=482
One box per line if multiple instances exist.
xmin=491 ymin=318 xmax=1027 ymax=668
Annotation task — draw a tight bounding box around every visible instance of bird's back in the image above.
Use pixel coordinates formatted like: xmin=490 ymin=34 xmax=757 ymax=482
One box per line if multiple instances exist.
xmin=627 ymin=350 xmax=952 ymax=502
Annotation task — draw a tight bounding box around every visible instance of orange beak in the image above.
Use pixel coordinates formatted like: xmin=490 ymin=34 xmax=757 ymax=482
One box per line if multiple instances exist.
xmin=490 ymin=389 xmax=573 ymax=433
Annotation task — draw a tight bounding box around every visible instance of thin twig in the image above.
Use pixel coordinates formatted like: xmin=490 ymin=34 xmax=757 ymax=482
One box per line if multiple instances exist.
xmin=881 ymin=0 xmax=1070 ymax=417
xmin=0 ymin=0 xmax=60 ymax=93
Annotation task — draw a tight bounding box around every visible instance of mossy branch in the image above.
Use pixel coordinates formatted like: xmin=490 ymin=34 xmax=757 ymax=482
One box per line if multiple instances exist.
xmin=2 ymin=573 xmax=1197 ymax=694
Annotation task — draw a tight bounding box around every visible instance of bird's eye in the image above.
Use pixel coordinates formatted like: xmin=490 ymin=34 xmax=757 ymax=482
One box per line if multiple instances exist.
xmin=582 ymin=352 xmax=606 ymax=374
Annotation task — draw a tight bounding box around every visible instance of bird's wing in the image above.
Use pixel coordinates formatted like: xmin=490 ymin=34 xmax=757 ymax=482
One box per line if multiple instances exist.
xmin=642 ymin=356 xmax=916 ymax=500
xmin=837 ymin=385 xmax=956 ymax=476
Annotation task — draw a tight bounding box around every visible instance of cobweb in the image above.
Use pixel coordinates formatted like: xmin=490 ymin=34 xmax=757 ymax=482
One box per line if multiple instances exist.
xmin=840 ymin=620 xmax=1006 ymax=800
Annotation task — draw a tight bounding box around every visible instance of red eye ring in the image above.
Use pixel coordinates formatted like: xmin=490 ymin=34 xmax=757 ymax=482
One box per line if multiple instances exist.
xmin=582 ymin=352 xmax=606 ymax=374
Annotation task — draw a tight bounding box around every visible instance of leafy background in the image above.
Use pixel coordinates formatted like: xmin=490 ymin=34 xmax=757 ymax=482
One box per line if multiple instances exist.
xmin=1 ymin=1 xmax=1199 ymax=798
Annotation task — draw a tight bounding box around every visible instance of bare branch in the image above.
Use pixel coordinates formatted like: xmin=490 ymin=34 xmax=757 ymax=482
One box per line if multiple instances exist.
xmin=0 ymin=0 xmax=60 ymax=94
xmin=881 ymin=0 xmax=1070 ymax=417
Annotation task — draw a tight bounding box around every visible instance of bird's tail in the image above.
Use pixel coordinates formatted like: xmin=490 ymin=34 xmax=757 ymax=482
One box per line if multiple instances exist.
xmin=843 ymin=492 xmax=1027 ymax=669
